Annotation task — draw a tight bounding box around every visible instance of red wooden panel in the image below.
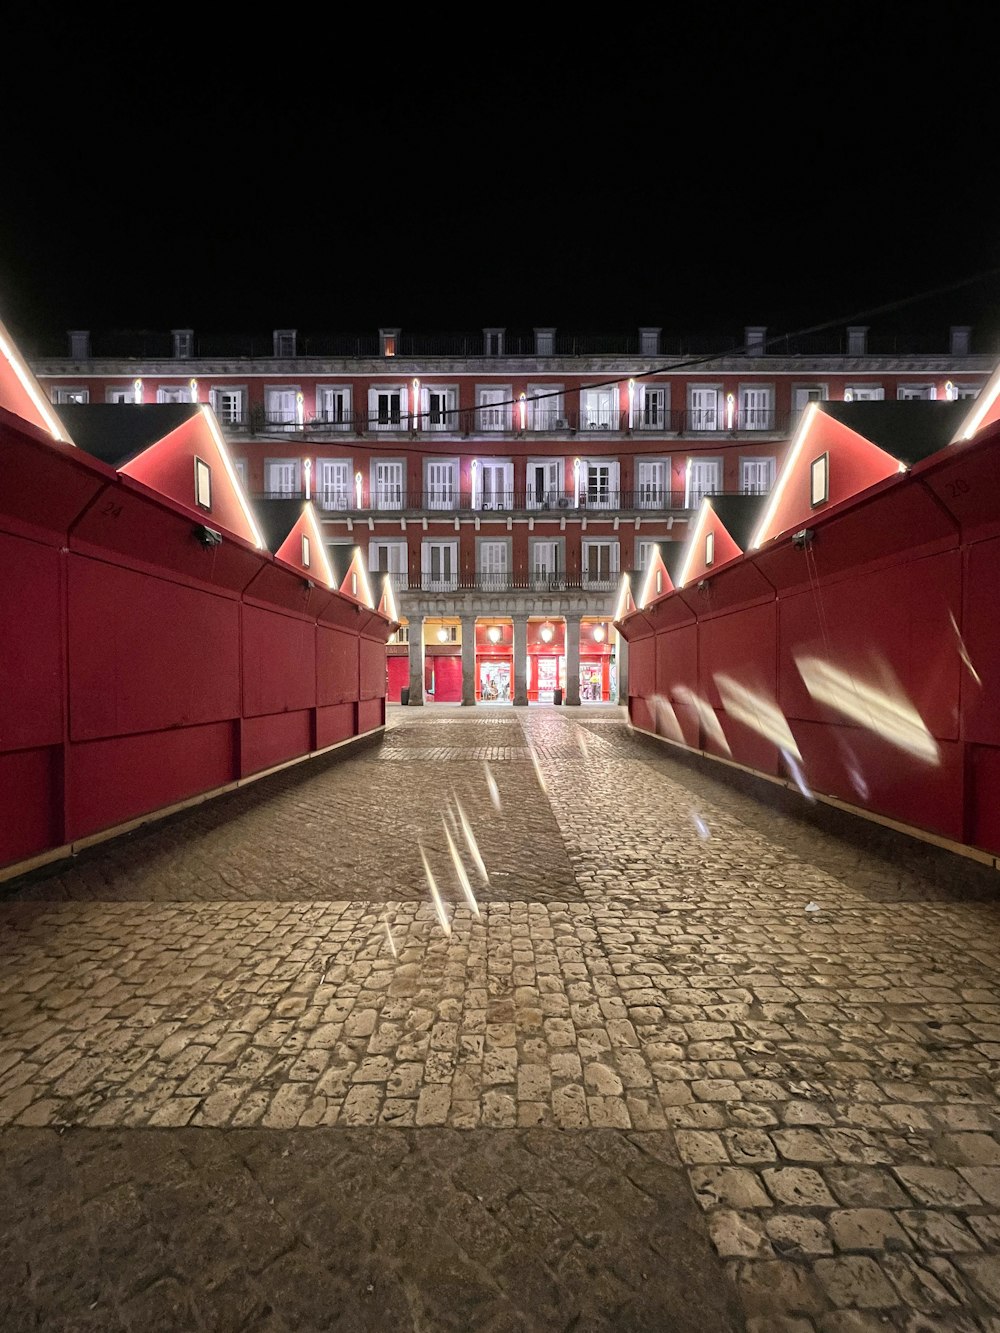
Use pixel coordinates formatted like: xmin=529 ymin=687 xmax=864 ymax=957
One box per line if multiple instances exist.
xmin=242 ymin=604 xmax=316 ymax=718
xmin=699 ymin=602 xmax=777 ymax=708
xmin=0 ymin=747 xmax=59 ymax=866
xmin=360 ymin=635 xmax=388 ymax=702
xmin=915 ymin=425 xmax=1000 ymax=546
xmin=65 ymin=722 xmax=236 ymax=840
xmin=427 ymin=655 xmax=461 ymax=702
xmin=969 ymin=745 xmax=1000 ymax=856
xmin=0 ymin=533 xmax=64 ymax=750
xmin=777 ymin=550 xmax=962 ymax=739
xmin=0 ymin=410 xmax=111 ymax=546
xmin=244 ymin=562 xmax=327 ymax=615
xmin=316 ymin=703 xmax=355 ymax=749
xmin=67 ymin=555 xmax=241 ymax=741
xmin=686 ymin=560 xmax=774 ymax=618
xmin=961 ymin=537 xmax=1000 ymax=745
xmin=630 ymin=696 xmax=654 ymax=732
xmin=655 ymin=625 xmax=698 ymax=701
xmin=317 ymin=625 xmax=360 ymax=706
xmin=240 ymin=710 xmax=312 ymax=777
xmin=629 ymin=637 xmax=656 ymax=698
xmin=792 ymin=719 xmax=965 ymax=842
xmin=387 ymin=656 xmax=408 ymax=702
xmin=358 ymin=697 xmax=384 ymax=734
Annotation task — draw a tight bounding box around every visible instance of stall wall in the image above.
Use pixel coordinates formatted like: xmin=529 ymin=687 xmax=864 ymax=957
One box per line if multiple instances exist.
xmin=0 ymin=410 xmax=391 ymax=871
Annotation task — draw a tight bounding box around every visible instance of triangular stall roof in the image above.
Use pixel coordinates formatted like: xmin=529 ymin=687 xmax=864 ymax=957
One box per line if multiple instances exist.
xmin=58 ymin=403 xmax=264 ymax=549
xmin=750 ymin=400 xmax=967 ymax=550
xmin=0 ymin=315 xmax=74 ymax=443
xmin=952 ymin=362 xmax=1000 ymax=442
xmin=678 ymin=493 xmax=767 ymax=587
xmin=254 ymin=497 xmax=336 ymax=589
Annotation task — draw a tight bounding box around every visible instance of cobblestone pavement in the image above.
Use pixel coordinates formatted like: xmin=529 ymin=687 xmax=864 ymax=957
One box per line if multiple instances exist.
xmin=2 ymin=705 xmax=1000 ymax=1330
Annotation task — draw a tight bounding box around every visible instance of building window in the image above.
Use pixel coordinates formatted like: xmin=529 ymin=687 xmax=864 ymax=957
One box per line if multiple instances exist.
xmin=635 ymin=540 xmax=657 ymax=571
xmin=897 ymin=384 xmax=936 ymax=400
xmin=265 ymin=459 xmax=301 ymax=495
xmin=369 ymin=386 xmax=407 ymax=430
xmin=740 ymin=456 xmax=776 ymax=495
xmin=811 ymin=453 xmax=829 ymax=507
xmin=318 ymin=459 xmax=351 ymax=510
xmin=793 ymin=385 xmax=827 ymax=413
xmin=584 ymin=461 xmax=619 ymax=508
xmin=844 ymin=385 xmax=883 ymax=402
xmin=194 ymin=457 xmax=212 ymax=510
xmin=233 ymin=458 xmax=249 ymax=488
xmin=424 ymin=386 xmax=458 ymax=430
xmin=705 ymin=530 xmax=715 ymax=567
xmin=636 ymin=459 xmax=669 ymax=508
xmin=422 ymin=540 xmax=458 ymax=590
xmin=640 ymin=386 xmax=668 ymax=429
xmin=106 ymin=388 xmax=133 ymax=404
xmin=373 ymin=460 xmax=405 ymax=509
xmin=210 ymin=387 xmax=245 ymax=424
xmin=528 ymin=385 xmax=564 ymax=430
xmin=685 ymin=456 xmax=722 ymax=508
xmin=369 ymin=540 xmax=408 ymax=588
xmin=527 ymin=459 xmax=563 ymax=509
xmin=266 ymin=387 xmax=299 ymax=428
xmin=172 ymin=330 xmax=193 ymax=358
xmin=51 ymin=387 xmax=89 ymax=404
xmin=953 ymin=383 xmax=982 ymax=400
xmin=389 ymin=623 xmax=409 ymax=645
xmin=380 ymin=329 xmax=399 ymax=357
xmin=530 ymin=540 xmax=562 ymax=587
xmin=301 ymin=534 xmax=311 ymax=567
xmin=478 ymin=460 xmax=513 ymax=509
xmin=425 ymin=460 xmax=458 ymax=509
xmin=157 ymin=386 xmax=190 ymax=404
xmin=581 ymin=386 xmax=618 ymax=430
xmin=316 ymin=386 xmax=351 ymax=428
xmin=477 ymin=386 xmax=511 ymax=431
xmin=739 ymin=385 xmax=773 ymax=430
xmin=582 ymin=540 xmax=619 ymax=589
xmin=273 ymin=330 xmax=297 ymax=357
xmin=688 ymin=386 xmax=720 ymax=431
xmin=478 ymin=539 xmax=510 ymax=588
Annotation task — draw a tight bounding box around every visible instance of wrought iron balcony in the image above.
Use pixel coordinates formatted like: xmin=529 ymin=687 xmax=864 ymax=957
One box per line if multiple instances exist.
xmin=390 ymin=572 xmax=623 ymax=595
xmin=250 ymin=484 xmax=772 ymax=515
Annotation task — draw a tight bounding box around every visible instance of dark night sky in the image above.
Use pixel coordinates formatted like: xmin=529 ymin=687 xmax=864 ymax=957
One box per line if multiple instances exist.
xmin=3 ymin=14 xmax=998 ymax=354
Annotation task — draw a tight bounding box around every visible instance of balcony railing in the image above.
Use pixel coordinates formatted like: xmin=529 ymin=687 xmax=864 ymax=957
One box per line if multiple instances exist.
xmin=379 ymin=572 xmax=623 ymax=594
xmin=229 ymin=406 xmax=793 ymax=438
xmin=252 ymin=485 xmax=771 ymax=514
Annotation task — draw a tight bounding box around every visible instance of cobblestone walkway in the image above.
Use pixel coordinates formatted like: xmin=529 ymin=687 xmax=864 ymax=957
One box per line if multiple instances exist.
xmin=2 ymin=705 xmax=999 ymax=1330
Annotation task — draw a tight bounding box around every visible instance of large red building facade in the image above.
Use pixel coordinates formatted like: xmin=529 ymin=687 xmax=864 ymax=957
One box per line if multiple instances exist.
xmin=31 ymin=322 xmax=990 ymax=706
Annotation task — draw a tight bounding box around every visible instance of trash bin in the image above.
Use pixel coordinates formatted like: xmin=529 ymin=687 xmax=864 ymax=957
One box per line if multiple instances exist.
xmin=400 ymin=687 xmax=410 ymax=706
xmin=553 ymin=688 xmax=563 ymax=706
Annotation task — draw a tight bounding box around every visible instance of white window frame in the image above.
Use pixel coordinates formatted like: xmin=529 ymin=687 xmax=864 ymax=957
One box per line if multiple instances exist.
xmin=476 ymin=385 xmax=512 ymax=431
xmin=194 ymin=457 xmax=212 ymax=511
xmin=639 ymin=384 xmax=670 ymax=430
xmin=369 ymin=539 xmax=408 ymax=587
xmin=210 ymin=386 xmax=246 ymax=424
xmin=105 ymin=387 xmax=134 ymax=404
xmin=425 ymin=457 xmax=459 ymax=509
xmin=739 ymin=456 xmax=776 ymax=495
xmin=582 ymin=539 xmax=620 ymax=588
xmin=423 ymin=384 xmax=459 ymax=432
xmin=317 ymin=459 xmax=352 ymax=511
xmin=526 ymin=458 xmax=564 ymax=510
xmin=738 ymin=384 xmax=774 ymax=430
xmin=793 ymin=385 xmax=828 ymax=413
xmin=372 ymin=459 xmax=406 ymax=509
xmin=315 ymin=385 xmax=352 ymax=429
xmin=897 ymin=384 xmax=937 ymax=400
xmin=810 ymin=453 xmax=830 ymax=507
xmin=580 ymin=385 xmax=619 ymax=431
xmin=636 ymin=457 xmax=670 ymax=508
xmin=477 ymin=538 xmax=511 ymax=587
xmin=685 ymin=456 xmax=723 ymax=508
xmin=156 ymin=385 xmax=190 ymax=404
xmin=635 ymin=540 xmax=658 ymax=572
xmin=233 ymin=458 xmax=249 ymax=488
xmin=51 ymin=387 xmax=89 ymax=404
xmin=844 ymin=384 xmax=884 ymax=402
xmin=265 ymin=385 xmax=300 ymax=428
xmin=368 ymin=384 xmax=409 ymax=431
xmin=422 ymin=539 xmax=459 ymax=591
xmin=952 ymin=382 xmax=982 ymax=401
xmin=527 ymin=384 xmax=564 ymax=431
xmin=688 ymin=385 xmax=721 ymax=431
xmin=530 ymin=539 xmax=563 ymax=587
xmin=264 ymin=459 xmax=301 ymax=495
xmin=582 ymin=459 xmax=620 ymax=509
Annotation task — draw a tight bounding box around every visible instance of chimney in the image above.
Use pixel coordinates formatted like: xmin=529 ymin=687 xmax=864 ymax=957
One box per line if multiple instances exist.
xmin=68 ymin=330 xmax=90 ymax=359
xmin=847 ymin=326 xmax=868 ymax=356
xmin=172 ymin=328 xmax=194 ymax=358
xmin=483 ymin=327 xmax=506 ymax=357
xmin=639 ymin=327 xmax=661 ymax=356
xmin=950 ymin=325 xmax=971 ymax=356
xmin=273 ymin=328 xmax=297 ymax=357
xmin=744 ymin=326 xmax=767 ymax=356
xmin=534 ymin=327 xmax=555 ymax=357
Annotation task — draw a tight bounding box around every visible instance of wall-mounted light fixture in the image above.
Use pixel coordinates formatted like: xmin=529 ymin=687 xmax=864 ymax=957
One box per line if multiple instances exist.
xmin=296 ymin=392 xmax=305 ymax=427
xmin=189 ymin=377 xmax=198 ymax=403
xmin=574 ymin=458 xmax=581 ymax=507
xmin=593 ymin=623 xmax=606 ymax=643
xmin=438 ymin=625 xmax=450 ymax=643
xmin=726 ymin=392 xmax=735 ymax=430
xmin=133 ymin=378 xmax=143 ymax=405
xmin=412 ymin=378 xmax=420 ymax=429
xmin=470 ymin=458 xmax=478 ymax=509
xmin=540 ymin=621 xmax=555 ymax=643
xmin=628 ymin=379 xmax=635 ymax=431
xmin=303 ymin=457 xmax=312 ymax=500
xmin=355 ymin=470 xmax=364 ymax=509
xmin=487 ymin=625 xmax=502 ymax=644
xmin=518 ymin=392 xmax=527 ymax=432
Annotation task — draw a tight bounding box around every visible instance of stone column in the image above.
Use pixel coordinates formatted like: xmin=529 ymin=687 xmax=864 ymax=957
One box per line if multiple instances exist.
xmin=615 ymin=629 xmax=629 ymax=703
xmin=408 ymin=616 xmax=425 ymax=705
xmin=512 ymin=615 xmax=528 ymax=706
xmin=565 ymin=614 xmax=581 ymax=706
xmin=460 ymin=615 xmax=477 ymax=705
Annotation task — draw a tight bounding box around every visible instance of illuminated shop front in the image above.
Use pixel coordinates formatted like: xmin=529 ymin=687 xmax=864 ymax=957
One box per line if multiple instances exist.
xmin=527 ymin=618 xmax=565 ymax=703
xmin=476 ymin=619 xmax=513 ymax=703
xmin=580 ymin=619 xmax=613 ymax=703
xmin=424 ymin=618 xmax=462 ymax=703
